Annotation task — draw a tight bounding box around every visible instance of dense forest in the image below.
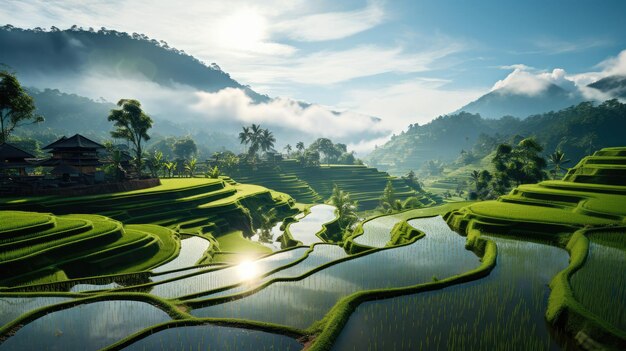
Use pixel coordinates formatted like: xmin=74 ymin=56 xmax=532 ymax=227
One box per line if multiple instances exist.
xmin=366 ymin=99 xmax=626 ymax=174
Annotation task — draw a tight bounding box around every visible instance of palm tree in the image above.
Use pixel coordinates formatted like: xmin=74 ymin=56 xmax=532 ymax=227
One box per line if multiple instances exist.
xmin=296 ymin=142 xmax=305 ymax=153
xmin=238 ymin=126 xmax=252 ymax=153
xmin=259 ymin=129 xmax=276 ymax=153
xmin=249 ymin=124 xmax=263 ymax=156
xmin=548 ymin=150 xmax=570 ymax=180
xmin=381 ymin=197 xmax=422 ymax=214
xmin=284 ymin=144 xmax=292 ymax=157
xmin=164 ymin=162 xmax=176 ymax=178
xmin=326 ymin=184 xmax=358 ymax=237
xmin=184 ymin=157 xmax=198 ymax=177
xmin=469 ymin=170 xmax=480 ymax=192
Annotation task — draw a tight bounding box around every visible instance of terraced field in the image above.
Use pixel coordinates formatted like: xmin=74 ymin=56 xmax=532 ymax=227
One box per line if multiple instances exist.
xmin=0 ymin=211 xmax=178 ymax=286
xmin=229 ymin=160 xmax=435 ymax=209
xmin=445 ymin=147 xmax=626 ymax=349
xmin=0 ymin=200 xmax=497 ymax=350
xmin=0 ymin=147 xmax=625 ymax=350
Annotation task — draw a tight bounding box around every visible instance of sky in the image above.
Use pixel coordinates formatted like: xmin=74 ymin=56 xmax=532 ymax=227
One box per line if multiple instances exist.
xmin=1 ymin=0 xmax=626 ymax=152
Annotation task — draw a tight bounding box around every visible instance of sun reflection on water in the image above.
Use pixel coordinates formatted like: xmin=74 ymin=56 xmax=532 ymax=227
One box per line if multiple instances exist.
xmin=236 ymin=259 xmax=260 ymax=281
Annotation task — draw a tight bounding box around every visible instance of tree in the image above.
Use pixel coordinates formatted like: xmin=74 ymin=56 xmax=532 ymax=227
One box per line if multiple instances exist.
xmin=146 ymin=150 xmax=164 ymax=178
xmin=164 ymin=162 xmax=176 ymax=178
xmin=469 ymin=170 xmax=481 ymax=193
xmin=173 ymin=137 xmax=197 ymax=160
xmin=491 ymin=138 xmax=546 ymax=189
xmin=259 ymin=128 xmax=276 ymax=153
xmin=103 ymin=145 xmax=127 ymax=181
xmin=248 ymin=123 xmax=263 ymax=156
xmin=206 ymin=165 xmax=220 ymax=179
xmin=184 ymin=157 xmax=198 ymax=177
xmin=0 ymin=70 xmax=44 ymax=143
xmin=402 ymin=170 xmax=423 ymax=192
xmin=548 ymin=150 xmax=570 ymax=180
xmin=284 ymin=144 xmax=292 ymax=157
xmin=296 ymin=142 xmax=305 ymax=153
xmin=238 ymin=124 xmax=274 ymax=161
xmin=301 ymin=149 xmax=320 ymax=167
xmin=108 ymin=99 xmax=153 ymax=176
xmin=379 ymin=180 xmax=396 ymax=209
xmin=238 ymin=126 xmax=252 ymax=151
xmin=326 ymin=184 xmax=359 ymax=239
xmin=211 ymin=151 xmax=223 ymax=164
xmin=257 ymin=207 xmax=277 ymax=243
xmin=220 ymin=152 xmax=240 ymax=173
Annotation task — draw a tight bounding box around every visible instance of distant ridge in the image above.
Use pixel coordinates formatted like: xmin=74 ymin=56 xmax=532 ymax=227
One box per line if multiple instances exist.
xmin=457 ymin=83 xmax=583 ymax=119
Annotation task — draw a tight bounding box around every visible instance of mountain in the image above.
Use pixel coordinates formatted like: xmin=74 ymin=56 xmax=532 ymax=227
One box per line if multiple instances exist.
xmin=0 ymin=25 xmax=268 ymax=102
xmin=457 ymin=83 xmax=584 ymax=119
xmin=366 ymin=99 xmax=626 ymax=175
xmin=366 ymin=112 xmax=497 ymax=174
xmin=588 ymin=75 xmax=626 ymax=99
xmin=0 ymin=25 xmax=386 ymax=148
xmin=16 ymin=88 xmax=242 ymax=156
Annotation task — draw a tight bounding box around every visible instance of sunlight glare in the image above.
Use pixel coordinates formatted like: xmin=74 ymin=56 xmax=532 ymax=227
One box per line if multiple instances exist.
xmin=237 ymin=259 xmax=260 ymax=281
xmin=215 ymin=10 xmax=266 ymax=51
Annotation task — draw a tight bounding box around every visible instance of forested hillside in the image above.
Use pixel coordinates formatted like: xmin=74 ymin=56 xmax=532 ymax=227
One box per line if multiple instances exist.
xmin=367 ymin=99 xmax=626 ymax=175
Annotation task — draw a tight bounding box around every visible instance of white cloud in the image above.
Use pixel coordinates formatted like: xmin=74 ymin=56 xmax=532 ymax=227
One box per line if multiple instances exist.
xmin=491 ymin=68 xmax=554 ymax=96
xmin=498 ymin=64 xmax=533 ymax=71
xmin=20 ymin=71 xmax=388 ymax=142
xmin=532 ymin=37 xmax=612 ymax=55
xmin=597 ymin=49 xmax=626 ymax=76
xmin=193 ymin=88 xmax=387 ymax=138
xmin=347 ymin=135 xmax=394 ymax=156
xmin=492 ymin=65 xmax=583 ymax=96
xmin=494 ymin=50 xmax=626 ymax=100
xmin=0 ymin=0 xmax=464 ymax=91
xmin=273 ymin=1 xmax=384 ymax=42
xmin=235 ymin=43 xmax=465 ymax=86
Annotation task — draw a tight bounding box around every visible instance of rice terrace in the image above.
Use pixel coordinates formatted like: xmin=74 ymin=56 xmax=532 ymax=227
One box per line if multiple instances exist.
xmin=1 ymin=1 xmax=626 ymax=350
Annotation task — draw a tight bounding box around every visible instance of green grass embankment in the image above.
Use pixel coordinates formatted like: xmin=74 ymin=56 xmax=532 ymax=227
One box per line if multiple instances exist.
xmin=0 ymin=211 xmax=179 ymax=286
xmin=547 ymin=228 xmax=626 ymax=350
xmin=444 ymin=147 xmax=626 ymax=350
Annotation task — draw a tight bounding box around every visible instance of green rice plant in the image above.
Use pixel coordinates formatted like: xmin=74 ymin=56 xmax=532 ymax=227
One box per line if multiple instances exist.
xmin=331 ymin=235 xmax=569 ymax=351
xmin=570 ymin=231 xmax=626 ymax=331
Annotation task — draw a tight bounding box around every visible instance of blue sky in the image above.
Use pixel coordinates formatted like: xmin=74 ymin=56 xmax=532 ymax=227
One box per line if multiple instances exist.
xmin=1 ymin=0 xmax=625 ymax=151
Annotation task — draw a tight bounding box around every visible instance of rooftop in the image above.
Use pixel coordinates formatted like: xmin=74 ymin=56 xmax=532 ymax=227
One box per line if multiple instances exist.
xmin=42 ymin=134 xmax=105 ymax=151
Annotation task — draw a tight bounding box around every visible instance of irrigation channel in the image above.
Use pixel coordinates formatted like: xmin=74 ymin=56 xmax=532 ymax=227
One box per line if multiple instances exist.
xmin=68 ymin=235 xmax=212 ymax=292
xmin=332 ymin=224 xmax=570 ymax=350
xmin=152 ymin=236 xmax=211 ymax=273
xmin=288 ymin=204 xmax=337 ymax=245
xmin=251 ymin=221 xmax=284 ymax=250
xmin=0 ymin=300 xmax=171 ymax=350
xmin=122 ymin=324 xmax=303 ymax=350
xmin=190 ymin=216 xmax=482 ymax=330
xmin=354 ymin=214 xmax=404 ymax=247
xmin=0 ymin=296 xmax=72 ymax=326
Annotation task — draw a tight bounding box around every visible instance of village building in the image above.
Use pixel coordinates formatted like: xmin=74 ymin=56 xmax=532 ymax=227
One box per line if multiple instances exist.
xmin=40 ymin=134 xmax=105 ymax=182
xmin=0 ymin=143 xmax=36 ymax=176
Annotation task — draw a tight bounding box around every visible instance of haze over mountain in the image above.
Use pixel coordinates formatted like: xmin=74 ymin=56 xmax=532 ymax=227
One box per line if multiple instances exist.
xmin=366 ymin=99 xmax=626 ymax=175
xmin=0 ymin=25 xmax=387 ymax=150
xmin=588 ymin=75 xmax=626 ymax=99
xmin=455 ymin=63 xmax=626 ymax=120
xmin=457 ymin=83 xmax=584 ymax=119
